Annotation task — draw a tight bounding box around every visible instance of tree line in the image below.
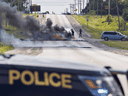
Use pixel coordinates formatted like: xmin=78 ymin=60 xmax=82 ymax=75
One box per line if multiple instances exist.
xmin=2 ymin=0 xmax=27 ymax=11
xmin=82 ymin=0 xmax=128 ymax=21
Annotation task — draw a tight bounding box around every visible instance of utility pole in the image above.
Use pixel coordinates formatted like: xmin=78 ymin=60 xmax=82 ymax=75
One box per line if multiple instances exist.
xmin=93 ymin=0 xmax=94 ymax=12
xmin=66 ymin=8 xmax=68 ymax=13
xmin=11 ymin=0 xmax=12 ymax=6
xmin=74 ymin=0 xmax=76 ymax=14
xmin=80 ymin=0 xmax=81 ymax=14
xmin=18 ymin=0 xmax=20 ymax=10
xmin=78 ymin=0 xmax=79 ymax=14
xmin=97 ymin=0 xmax=98 ymax=16
xmin=20 ymin=0 xmax=21 ymax=8
xmin=70 ymin=4 xmax=72 ymax=13
xmin=101 ymin=0 xmax=103 ymax=18
xmin=108 ymin=0 xmax=110 ymax=14
xmin=73 ymin=4 xmax=75 ymax=14
xmin=29 ymin=0 xmax=31 ymax=13
xmin=116 ymin=0 xmax=120 ymax=30
xmin=83 ymin=0 xmax=85 ymax=9
xmin=87 ymin=0 xmax=88 ymax=13
xmin=89 ymin=0 xmax=90 ymax=12
xmin=70 ymin=4 xmax=75 ymax=14
xmin=87 ymin=0 xmax=89 ymax=13
xmin=30 ymin=0 xmax=32 ymax=14
xmin=10 ymin=0 xmax=16 ymax=7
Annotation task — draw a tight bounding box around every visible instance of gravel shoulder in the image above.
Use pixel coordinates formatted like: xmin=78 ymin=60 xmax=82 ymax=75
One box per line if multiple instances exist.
xmin=66 ymin=15 xmax=128 ymax=56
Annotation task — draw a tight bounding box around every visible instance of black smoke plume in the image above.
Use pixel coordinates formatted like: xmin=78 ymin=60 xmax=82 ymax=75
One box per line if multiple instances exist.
xmin=54 ymin=24 xmax=60 ymax=32
xmin=0 ymin=1 xmax=66 ymax=41
xmin=0 ymin=1 xmax=40 ymax=32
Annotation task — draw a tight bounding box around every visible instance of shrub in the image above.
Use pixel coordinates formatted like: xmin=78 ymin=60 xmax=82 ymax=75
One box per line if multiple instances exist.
xmin=86 ymin=10 xmax=96 ymax=15
xmin=0 ymin=44 xmax=14 ymax=54
xmin=119 ymin=18 xmax=126 ymax=28
xmin=106 ymin=14 xmax=112 ymax=22
xmin=95 ymin=23 xmax=99 ymax=26
xmin=122 ymin=8 xmax=128 ymax=21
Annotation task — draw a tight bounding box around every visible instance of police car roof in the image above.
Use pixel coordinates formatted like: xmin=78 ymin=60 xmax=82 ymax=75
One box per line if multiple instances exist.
xmin=0 ymin=54 xmax=108 ymax=73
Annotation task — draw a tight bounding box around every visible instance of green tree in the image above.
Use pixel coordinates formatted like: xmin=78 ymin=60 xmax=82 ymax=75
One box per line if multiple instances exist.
xmin=122 ymin=0 xmax=128 ymax=21
xmin=2 ymin=0 xmax=26 ymax=11
xmin=83 ymin=0 xmax=125 ymax=15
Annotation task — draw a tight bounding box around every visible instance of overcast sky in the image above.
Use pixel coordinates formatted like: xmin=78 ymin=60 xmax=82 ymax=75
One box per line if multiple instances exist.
xmin=32 ymin=0 xmax=74 ymax=14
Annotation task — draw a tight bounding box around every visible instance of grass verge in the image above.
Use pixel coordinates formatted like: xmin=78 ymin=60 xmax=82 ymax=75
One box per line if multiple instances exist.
xmin=100 ymin=41 xmax=128 ymax=50
xmin=0 ymin=43 xmax=14 ymax=54
xmin=73 ymin=15 xmax=128 ymax=50
xmin=1 ymin=13 xmax=38 ymax=54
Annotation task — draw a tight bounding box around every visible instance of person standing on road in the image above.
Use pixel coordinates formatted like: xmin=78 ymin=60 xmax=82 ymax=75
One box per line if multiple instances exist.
xmin=71 ymin=29 xmax=74 ymax=37
xmin=79 ymin=29 xmax=82 ymax=38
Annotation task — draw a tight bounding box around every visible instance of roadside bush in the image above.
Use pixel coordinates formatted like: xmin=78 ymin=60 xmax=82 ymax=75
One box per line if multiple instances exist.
xmin=95 ymin=23 xmax=99 ymax=26
xmin=86 ymin=10 xmax=96 ymax=15
xmin=122 ymin=8 xmax=128 ymax=21
xmin=106 ymin=14 xmax=112 ymax=22
xmin=120 ymin=18 xmax=126 ymax=29
xmin=0 ymin=44 xmax=14 ymax=54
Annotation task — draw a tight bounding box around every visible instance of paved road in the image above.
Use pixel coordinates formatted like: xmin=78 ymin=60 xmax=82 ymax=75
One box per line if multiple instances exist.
xmin=6 ymin=14 xmax=128 ymax=95
xmin=37 ymin=14 xmax=128 ymax=95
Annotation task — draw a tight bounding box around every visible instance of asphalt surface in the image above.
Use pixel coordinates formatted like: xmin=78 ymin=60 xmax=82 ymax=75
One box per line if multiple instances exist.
xmin=38 ymin=14 xmax=128 ymax=95
xmin=6 ymin=14 xmax=128 ymax=95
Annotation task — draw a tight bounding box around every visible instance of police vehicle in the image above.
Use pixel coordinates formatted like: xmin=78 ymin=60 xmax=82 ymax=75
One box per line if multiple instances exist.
xmin=0 ymin=54 xmax=127 ymax=96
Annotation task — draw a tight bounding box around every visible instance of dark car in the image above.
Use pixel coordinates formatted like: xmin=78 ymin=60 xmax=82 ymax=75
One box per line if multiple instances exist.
xmin=42 ymin=11 xmax=49 ymax=14
xmin=66 ymin=12 xmax=71 ymax=15
xmin=62 ymin=12 xmax=71 ymax=15
xmin=0 ymin=54 xmax=127 ymax=96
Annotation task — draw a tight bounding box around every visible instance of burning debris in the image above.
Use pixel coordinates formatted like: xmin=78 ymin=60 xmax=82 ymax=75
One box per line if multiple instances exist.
xmin=0 ymin=1 xmax=75 ymax=41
